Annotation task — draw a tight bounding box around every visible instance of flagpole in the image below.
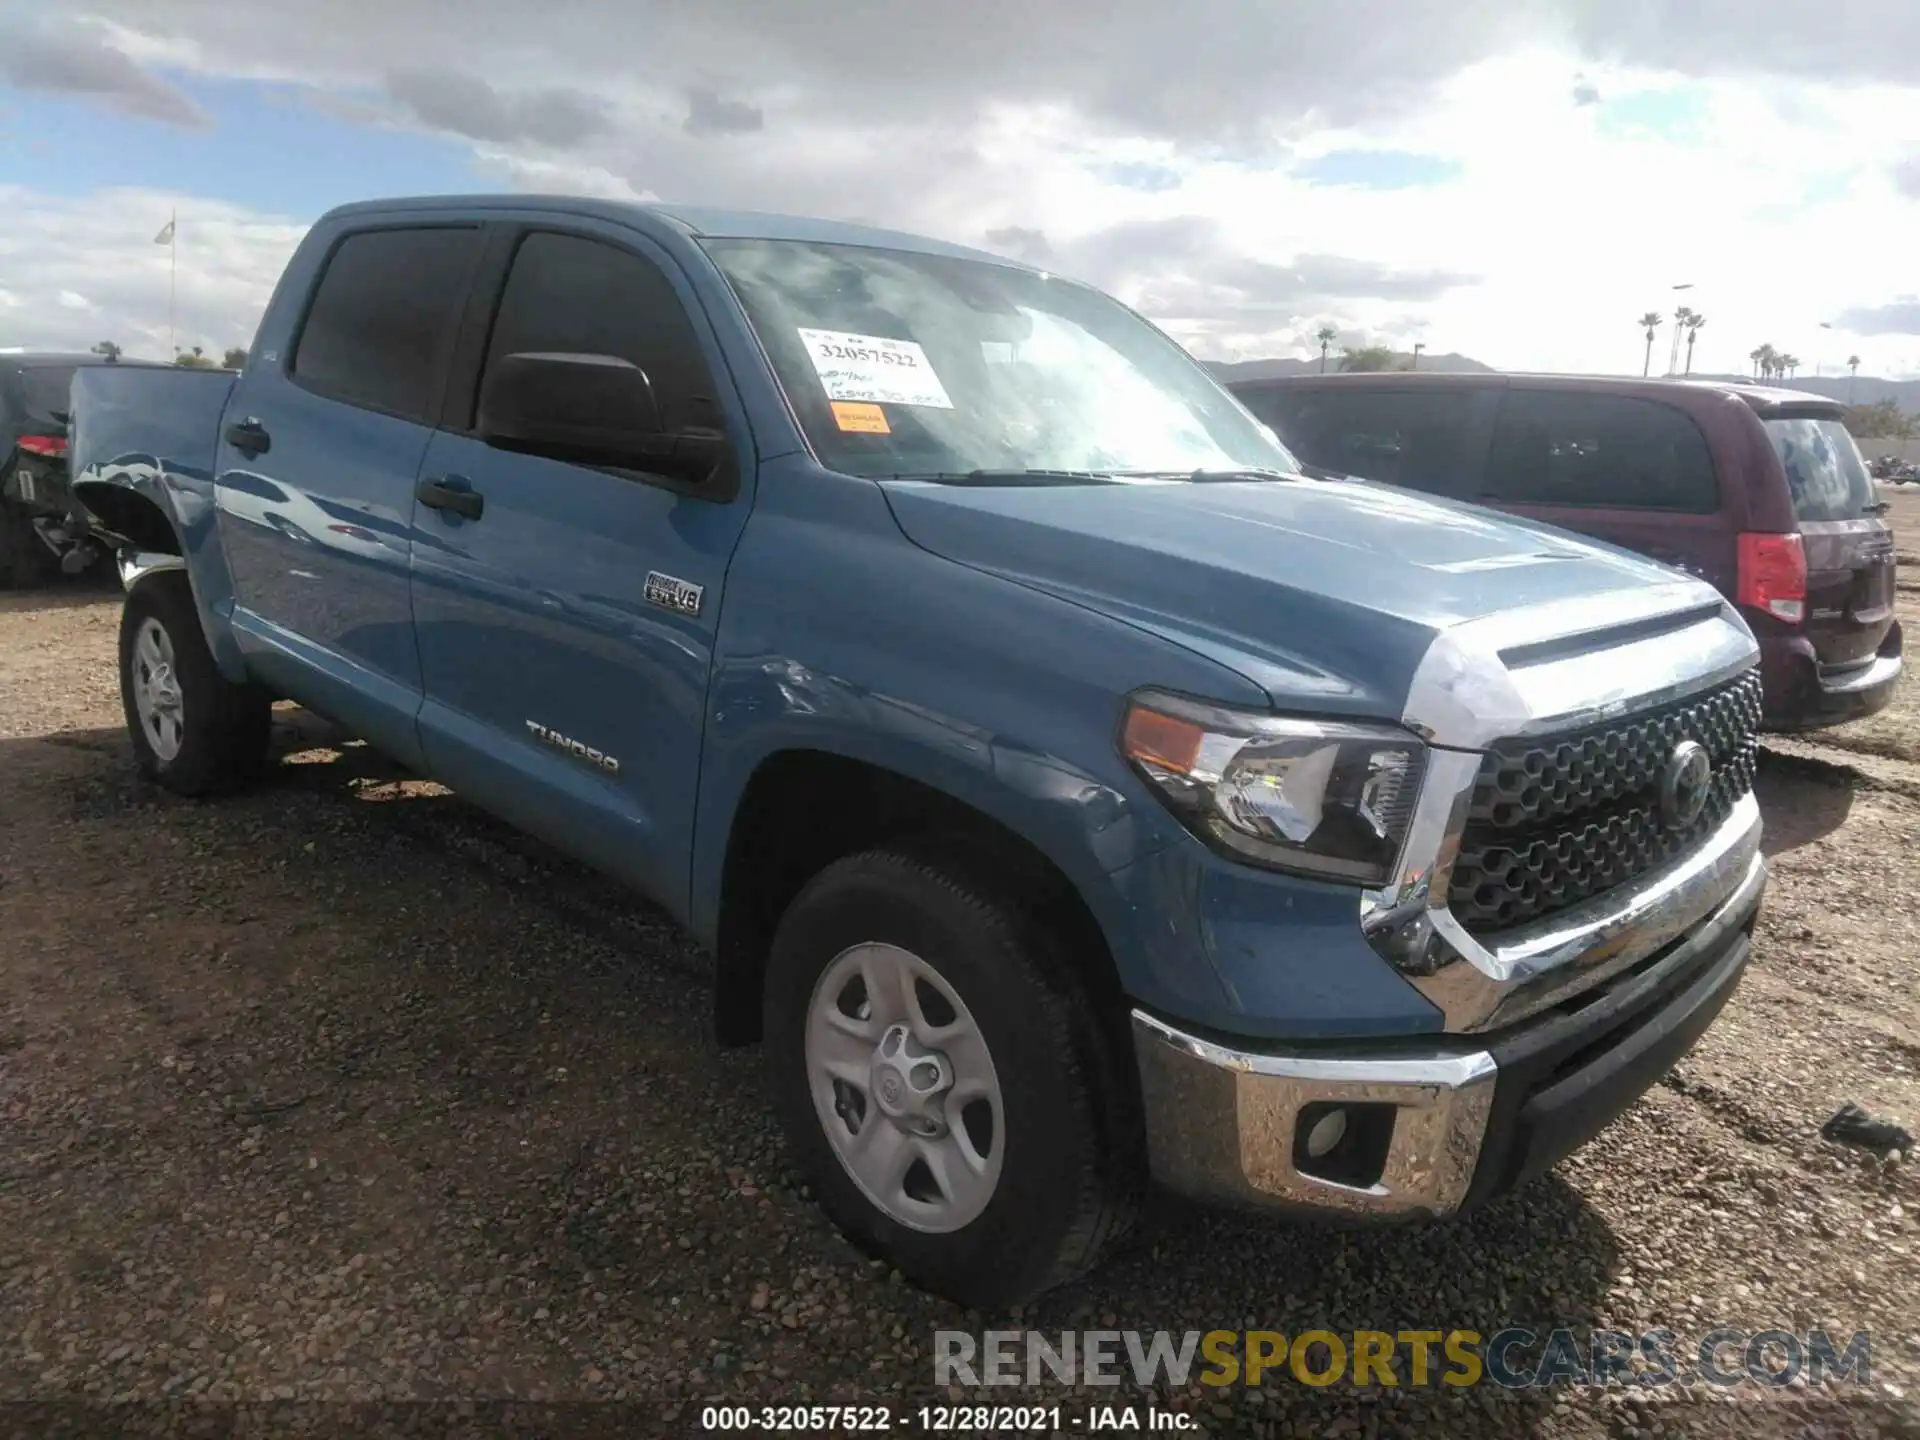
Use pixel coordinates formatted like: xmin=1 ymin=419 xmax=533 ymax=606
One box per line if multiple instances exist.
xmin=167 ymin=210 xmax=177 ymax=358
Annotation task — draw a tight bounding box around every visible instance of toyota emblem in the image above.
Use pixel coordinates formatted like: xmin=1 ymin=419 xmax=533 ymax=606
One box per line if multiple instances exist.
xmin=1659 ymin=741 xmax=1712 ymax=830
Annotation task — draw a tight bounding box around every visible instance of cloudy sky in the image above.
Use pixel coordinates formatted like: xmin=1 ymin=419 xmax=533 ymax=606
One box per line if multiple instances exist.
xmin=3 ymin=0 xmax=1918 ymax=377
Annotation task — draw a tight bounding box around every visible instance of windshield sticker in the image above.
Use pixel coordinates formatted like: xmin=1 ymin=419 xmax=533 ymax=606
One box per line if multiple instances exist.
xmin=830 ymin=401 xmax=892 ymax=434
xmin=798 ymin=328 xmax=954 ymax=409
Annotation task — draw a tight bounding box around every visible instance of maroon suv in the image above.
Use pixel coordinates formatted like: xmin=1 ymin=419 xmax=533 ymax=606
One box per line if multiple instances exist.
xmin=1227 ymin=372 xmax=1902 ymax=730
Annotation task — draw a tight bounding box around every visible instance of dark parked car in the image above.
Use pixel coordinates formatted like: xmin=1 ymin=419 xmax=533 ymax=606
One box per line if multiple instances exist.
xmin=0 ymin=351 xmax=133 ymax=586
xmin=1228 ymin=373 xmax=1901 ymax=730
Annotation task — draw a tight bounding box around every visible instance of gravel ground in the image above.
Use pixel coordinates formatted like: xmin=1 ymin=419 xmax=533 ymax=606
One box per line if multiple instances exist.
xmin=5 ymin=501 xmax=1920 ymax=1439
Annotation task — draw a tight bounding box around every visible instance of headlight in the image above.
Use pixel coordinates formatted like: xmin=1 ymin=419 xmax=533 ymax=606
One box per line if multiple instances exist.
xmin=1121 ymin=691 xmax=1426 ymax=885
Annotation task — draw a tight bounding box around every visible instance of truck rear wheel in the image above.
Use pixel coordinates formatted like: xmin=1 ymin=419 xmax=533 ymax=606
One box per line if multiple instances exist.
xmin=119 ymin=571 xmax=271 ymax=795
xmin=763 ymin=845 xmax=1138 ymax=1308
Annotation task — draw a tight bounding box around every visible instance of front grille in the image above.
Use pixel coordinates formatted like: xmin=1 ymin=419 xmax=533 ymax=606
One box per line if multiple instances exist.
xmin=1449 ymin=670 xmax=1762 ymax=934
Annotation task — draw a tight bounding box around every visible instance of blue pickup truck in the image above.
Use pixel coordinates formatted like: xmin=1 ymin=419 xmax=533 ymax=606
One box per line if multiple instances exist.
xmin=69 ymin=196 xmax=1768 ymax=1307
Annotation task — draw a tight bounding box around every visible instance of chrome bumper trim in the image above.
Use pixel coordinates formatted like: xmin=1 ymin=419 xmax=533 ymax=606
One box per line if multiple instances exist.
xmin=1819 ymin=651 xmax=1902 ymax=697
xmin=1131 ymin=1011 xmax=1496 ymax=1217
xmin=1366 ymin=587 xmax=1766 ymax=1031
xmin=1366 ymin=782 xmax=1764 ymax=1033
xmin=117 ymin=549 xmax=186 ymax=591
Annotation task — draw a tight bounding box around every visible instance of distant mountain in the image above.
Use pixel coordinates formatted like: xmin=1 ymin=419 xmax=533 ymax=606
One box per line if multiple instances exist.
xmin=1204 ymin=356 xmax=1919 ymax=409
xmin=1687 ymin=372 xmax=1920 ymax=411
xmin=1206 ymin=351 xmax=1496 ymax=382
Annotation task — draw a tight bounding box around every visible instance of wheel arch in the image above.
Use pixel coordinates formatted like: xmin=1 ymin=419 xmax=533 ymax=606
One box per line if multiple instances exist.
xmin=708 ymin=748 xmax=1130 ymax=1052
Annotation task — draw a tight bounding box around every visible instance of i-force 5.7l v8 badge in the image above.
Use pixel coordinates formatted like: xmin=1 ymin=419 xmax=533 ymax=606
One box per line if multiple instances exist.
xmin=644 ymin=571 xmax=704 ymax=616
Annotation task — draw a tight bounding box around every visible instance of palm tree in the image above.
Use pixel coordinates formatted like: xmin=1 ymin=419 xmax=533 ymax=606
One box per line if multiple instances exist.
xmin=1753 ymin=343 xmax=1782 ymax=380
xmin=1680 ymin=312 xmax=1705 ymax=375
xmin=1315 ymin=324 xmax=1338 ymax=375
xmin=1668 ymin=305 xmax=1696 ymax=376
xmin=1639 ymin=312 xmax=1663 ymax=377
xmin=1847 ymin=354 xmax=1861 ymax=404
xmin=1780 ymin=354 xmax=1800 ymax=380
xmin=1749 ymin=345 xmax=1766 ymax=378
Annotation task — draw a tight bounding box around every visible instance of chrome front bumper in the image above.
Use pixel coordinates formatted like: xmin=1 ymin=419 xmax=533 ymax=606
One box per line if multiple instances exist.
xmin=1133 ymin=838 xmax=1767 ymax=1217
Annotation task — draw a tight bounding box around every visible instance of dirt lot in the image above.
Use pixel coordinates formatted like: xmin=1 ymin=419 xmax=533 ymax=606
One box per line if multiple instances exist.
xmin=4 ymin=499 xmax=1920 ymax=1439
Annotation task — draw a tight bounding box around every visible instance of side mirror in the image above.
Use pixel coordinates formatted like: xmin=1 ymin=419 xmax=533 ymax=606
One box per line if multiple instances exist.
xmin=477 ymin=352 xmax=730 ymax=488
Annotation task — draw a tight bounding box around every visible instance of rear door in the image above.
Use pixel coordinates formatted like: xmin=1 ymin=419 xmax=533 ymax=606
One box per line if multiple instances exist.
xmin=1234 ymin=384 xmax=1497 ymax=499
xmin=1478 ymin=387 xmax=1735 ymax=593
xmin=1763 ymin=411 xmax=1895 ymax=668
xmin=216 ymin=222 xmax=483 ymax=766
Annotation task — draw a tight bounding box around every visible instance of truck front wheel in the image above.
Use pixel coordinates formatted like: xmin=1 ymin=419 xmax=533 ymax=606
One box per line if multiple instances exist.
xmin=763 ymin=846 xmax=1138 ymax=1308
xmin=119 ymin=572 xmax=271 ymax=795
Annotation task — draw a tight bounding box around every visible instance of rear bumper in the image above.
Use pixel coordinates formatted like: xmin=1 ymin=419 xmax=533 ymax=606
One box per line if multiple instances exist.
xmin=1132 ymin=849 xmax=1764 ymax=1217
xmin=1761 ymin=620 xmax=1903 ymax=730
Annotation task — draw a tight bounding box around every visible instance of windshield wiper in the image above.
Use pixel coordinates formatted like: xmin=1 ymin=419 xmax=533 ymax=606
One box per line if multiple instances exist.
xmin=887 ymin=468 xmax=1121 ymax=486
xmin=884 ymin=466 xmax=1304 ymax=487
xmin=1183 ymin=466 xmax=1301 ymax=483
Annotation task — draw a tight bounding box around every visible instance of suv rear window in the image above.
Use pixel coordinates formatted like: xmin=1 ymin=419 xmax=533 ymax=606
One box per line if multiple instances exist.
xmin=18 ymin=366 xmax=79 ymax=424
xmin=1765 ymin=417 xmax=1877 ymax=522
xmin=1484 ymin=390 xmax=1718 ymax=512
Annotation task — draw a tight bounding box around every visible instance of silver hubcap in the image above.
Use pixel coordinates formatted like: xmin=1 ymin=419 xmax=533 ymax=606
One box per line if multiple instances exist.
xmin=130 ymin=617 xmax=185 ymax=762
xmin=806 ymin=943 xmax=1004 ymax=1233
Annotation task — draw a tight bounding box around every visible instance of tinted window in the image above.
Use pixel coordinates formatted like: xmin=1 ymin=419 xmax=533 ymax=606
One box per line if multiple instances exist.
xmin=1765 ymin=417 xmax=1876 ymax=522
xmin=1241 ymin=388 xmax=1481 ymax=496
xmin=480 ymin=232 xmax=719 ymax=433
xmin=292 ymin=227 xmax=480 ymax=422
xmin=1484 ymin=391 xmax=1718 ymax=512
xmin=18 ymin=366 xmax=80 ymax=423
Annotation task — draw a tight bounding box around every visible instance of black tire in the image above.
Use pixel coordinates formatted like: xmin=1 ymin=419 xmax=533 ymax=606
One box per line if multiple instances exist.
xmin=764 ymin=844 xmax=1139 ymax=1309
xmin=119 ymin=571 xmax=272 ymax=795
xmin=0 ymin=500 xmax=53 ymax=591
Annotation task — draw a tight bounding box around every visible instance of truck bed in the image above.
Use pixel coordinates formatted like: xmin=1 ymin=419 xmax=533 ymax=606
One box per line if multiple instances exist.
xmin=67 ymin=365 xmax=237 ymax=544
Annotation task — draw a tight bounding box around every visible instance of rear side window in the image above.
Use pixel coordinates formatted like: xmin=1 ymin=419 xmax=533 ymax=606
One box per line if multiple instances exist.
xmin=1242 ymin=388 xmax=1482 ymax=496
xmin=292 ymin=227 xmax=481 ymax=423
xmin=1484 ymin=391 xmax=1718 ymax=512
xmin=479 ymin=231 xmax=719 ymax=433
xmin=1765 ymin=417 xmax=1876 ymax=522
xmin=19 ymin=367 xmax=79 ymax=423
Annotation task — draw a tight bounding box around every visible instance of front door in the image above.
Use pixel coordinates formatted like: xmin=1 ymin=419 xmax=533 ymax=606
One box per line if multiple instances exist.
xmin=409 ymin=225 xmax=753 ymax=917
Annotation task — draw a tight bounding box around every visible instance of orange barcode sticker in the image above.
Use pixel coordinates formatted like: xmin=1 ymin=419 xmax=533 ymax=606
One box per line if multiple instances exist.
xmin=830 ymin=401 xmax=891 ymax=434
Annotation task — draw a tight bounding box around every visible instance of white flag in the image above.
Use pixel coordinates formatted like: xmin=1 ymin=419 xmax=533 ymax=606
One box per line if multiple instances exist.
xmin=153 ymin=219 xmax=175 ymax=245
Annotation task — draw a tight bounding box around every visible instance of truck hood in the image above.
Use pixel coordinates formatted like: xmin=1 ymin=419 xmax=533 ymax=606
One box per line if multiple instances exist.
xmin=880 ymin=476 xmax=1702 ymax=718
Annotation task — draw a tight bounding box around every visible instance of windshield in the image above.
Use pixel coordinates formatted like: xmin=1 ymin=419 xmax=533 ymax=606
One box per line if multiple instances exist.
xmin=1765 ymin=416 xmax=1877 ymax=522
xmin=17 ymin=366 xmax=80 ymax=426
xmin=703 ymin=238 xmax=1297 ymax=482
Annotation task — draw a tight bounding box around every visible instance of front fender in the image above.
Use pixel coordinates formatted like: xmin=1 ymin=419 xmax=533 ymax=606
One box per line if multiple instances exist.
xmin=691 ymin=461 xmax=1278 ymax=1023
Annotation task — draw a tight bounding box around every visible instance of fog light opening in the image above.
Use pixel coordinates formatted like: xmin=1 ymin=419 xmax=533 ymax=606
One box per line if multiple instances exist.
xmin=1292 ymin=1100 xmax=1397 ymax=1189
xmin=1304 ymin=1108 xmax=1348 ymax=1159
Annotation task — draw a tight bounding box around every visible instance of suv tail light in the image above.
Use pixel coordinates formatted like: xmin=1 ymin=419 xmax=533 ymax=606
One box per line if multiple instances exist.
xmin=1736 ymin=531 xmax=1806 ymax=623
xmin=16 ymin=434 xmax=67 ymax=459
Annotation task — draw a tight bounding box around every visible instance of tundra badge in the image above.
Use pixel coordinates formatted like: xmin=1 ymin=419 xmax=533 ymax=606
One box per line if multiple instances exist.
xmin=525 ymin=721 xmax=621 ymax=775
xmin=644 ymin=571 xmax=704 ymax=616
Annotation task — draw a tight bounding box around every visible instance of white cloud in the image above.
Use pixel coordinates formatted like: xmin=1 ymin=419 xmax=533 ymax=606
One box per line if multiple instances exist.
xmin=4 ymin=2 xmax=1920 ymax=376
xmin=0 ymin=187 xmax=304 ymax=359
